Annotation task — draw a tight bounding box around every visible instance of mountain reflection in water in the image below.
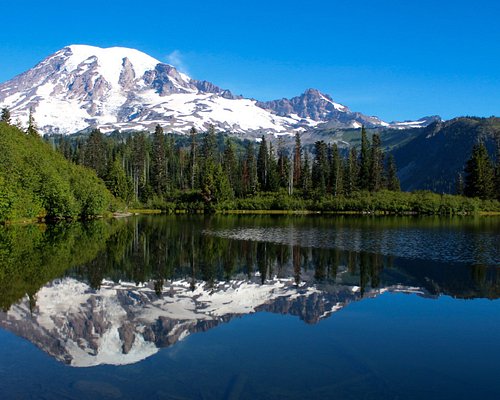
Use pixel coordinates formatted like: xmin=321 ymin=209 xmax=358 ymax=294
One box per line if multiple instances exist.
xmin=0 ymin=215 xmax=498 ymax=368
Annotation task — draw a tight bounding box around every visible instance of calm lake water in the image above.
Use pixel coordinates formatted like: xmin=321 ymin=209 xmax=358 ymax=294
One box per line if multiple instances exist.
xmin=0 ymin=215 xmax=499 ymax=399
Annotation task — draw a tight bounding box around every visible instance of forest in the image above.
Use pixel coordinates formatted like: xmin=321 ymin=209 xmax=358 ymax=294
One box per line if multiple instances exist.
xmin=1 ymin=105 xmax=500 ymax=221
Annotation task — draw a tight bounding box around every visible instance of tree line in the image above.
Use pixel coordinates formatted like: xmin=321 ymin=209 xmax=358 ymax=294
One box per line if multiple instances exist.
xmin=51 ymin=124 xmax=402 ymax=209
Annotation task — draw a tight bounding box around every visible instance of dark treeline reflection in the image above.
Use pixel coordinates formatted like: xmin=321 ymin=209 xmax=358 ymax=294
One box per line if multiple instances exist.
xmin=1 ymin=215 xmax=499 ymax=311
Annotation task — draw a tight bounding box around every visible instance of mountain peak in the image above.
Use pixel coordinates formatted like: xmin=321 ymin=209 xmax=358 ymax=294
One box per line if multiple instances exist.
xmin=0 ymin=45 xmax=435 ymax=135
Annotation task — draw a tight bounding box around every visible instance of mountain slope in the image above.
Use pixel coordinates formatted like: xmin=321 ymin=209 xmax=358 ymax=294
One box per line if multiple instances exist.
xmin=392 ymin=117 xmax=500 ymax=192
xmin=0 ymin=45 xmax=433 ymax=135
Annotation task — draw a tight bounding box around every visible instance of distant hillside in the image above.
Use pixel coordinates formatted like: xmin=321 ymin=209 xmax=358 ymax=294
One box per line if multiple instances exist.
xmin=391 ymin=117 xmax=500 ymax=193
xmin=0 ymin=123 xmax=113 ymax=222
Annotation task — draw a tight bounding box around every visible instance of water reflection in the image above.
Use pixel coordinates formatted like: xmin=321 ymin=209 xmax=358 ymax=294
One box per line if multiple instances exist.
xmin=0 ymin=215 xmax=499 ymax=367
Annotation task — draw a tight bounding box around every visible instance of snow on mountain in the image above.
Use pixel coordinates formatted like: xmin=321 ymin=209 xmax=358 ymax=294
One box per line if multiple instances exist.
xmin=0 ymin=276 xmax=427 ymax=367
xmin=0 ymin=45 xmax=437 ymax=135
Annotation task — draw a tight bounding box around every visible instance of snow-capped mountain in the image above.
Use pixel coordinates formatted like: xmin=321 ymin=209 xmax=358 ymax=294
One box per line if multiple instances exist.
xmin=0 ymin=45 xmax=436 ymax=135
xmin=0 ymin=276 xmax=427 ymax=367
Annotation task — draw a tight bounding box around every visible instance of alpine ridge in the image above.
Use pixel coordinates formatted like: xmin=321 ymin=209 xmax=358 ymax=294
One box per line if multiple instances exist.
xmin=0 ymin=45 xmax=435 ymax=135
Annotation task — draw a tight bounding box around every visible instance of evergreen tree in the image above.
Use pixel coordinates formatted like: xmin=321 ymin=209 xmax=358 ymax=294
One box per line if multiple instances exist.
xmin=464 ymin=141 xmax=495 ymax=199
xmin=107 ymin=157 xmax=133 ymax=203
xmin=293 ymin=133 xmax=302 ymax=189
xmin=369 ymin=133 xmax=384 ymax=191
xmin=27 ymin=108 xmax=38 ymax=137
xmin=496 ymin=135 xmax=500 ymax=200
xmin=330 ymin=143 xmax=344 ymax=196
xmin=151 ymin=125 xmax=167 ymax=196
xmin=222 ymin=139 xmax=239 ymax=195
xmin=386 ymin=154 xmax=400 ymax=191
xmin=344 ymin=147 xmax=359 ymax=195
xmin=277 ymin=138 xmax=290 ymax=190
xmin=312 ymin=140 xmax=329 ymax=194
xmin=267 ymin=142 xmax=279 ymax=192
xmin=242 ymin=142 xmax=258 ymax=196
xmin=257 ymin=136 xmax=268 ymax=190
xmin=301 ymin=151 xmax=312 ymax=195
xmin=82 ymin=129 xmax=108 ymax=179
xmin=358 ymin=126 xmax=370 ymax=190
xmin=188 ymin=127 xmax=198 ymax=190
xmin=1 ymin=107 xmax=11 ymax=125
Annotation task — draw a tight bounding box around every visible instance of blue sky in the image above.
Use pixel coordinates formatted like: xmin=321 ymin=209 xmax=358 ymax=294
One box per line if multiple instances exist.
xmin=1 ymin=0 xmax=499 ymax=121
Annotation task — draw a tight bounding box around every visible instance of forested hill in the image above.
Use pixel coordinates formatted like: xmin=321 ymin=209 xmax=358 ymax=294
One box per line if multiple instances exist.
xmin=392 ymin=117 xmax=500 ymax=193
xmin=0 ymin=122 xmax=113 ymax=222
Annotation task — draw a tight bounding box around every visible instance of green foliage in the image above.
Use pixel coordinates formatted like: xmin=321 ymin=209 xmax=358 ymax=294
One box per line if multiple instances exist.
xmin=464 ymin=142 xmax=496 ymax=199
xmin=0 ymin=124 xmax=113 ymax=222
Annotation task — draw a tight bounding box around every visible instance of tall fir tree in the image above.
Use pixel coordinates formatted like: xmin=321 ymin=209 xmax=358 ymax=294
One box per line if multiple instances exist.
xmin=243 ymin=142 xmax=258 ymax=195
xmin=312 ymin=140 xmax=329 ymax=195
xmin=464 ymin=141 xmax=495 ymax=199
xmin=82 ymin=129 xmax=108 ymax=179
xmin=151 ymin=125 xmax=167 ymax=196
xmin=257 ymin=136 xmax=268 ymax=190
xmin=188 ymin=127 xmax=198 ymax=190
xmin=267 ymin=142 xmax=280 ymax=192
xmin=222 ymin=139 xmax=239 ymax=196
xmin=369 ymin=133 xmax=384 ymax=192
xmin=293 ymin=133 xmax=302 ymax=189
xmin=386 ymin=154 xmax=400 ymax=191
xmin=344 ymin=147 xmax=359 ymax=195
xmin=330 ymin=144 xmax=344 ymax=196
xmin=358 ymin=126 xmax=370 ymax=190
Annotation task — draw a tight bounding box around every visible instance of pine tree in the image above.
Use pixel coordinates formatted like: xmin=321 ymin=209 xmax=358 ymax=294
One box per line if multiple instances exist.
xmin=312 ymin=140 xmax=329 ymax=195
xmin=464 ymin=141 xmax=495 ymax=199
xmin=330 ymin=144 xmax=344 ymax=196
xmin=344 ymin=147 xmax=359 ymax=195
xmin=301 ymin=151 xmax=312 ymax=196
xmin=267 ymin=142 xmax=279 ymax=192
xmin=1 ymin=107 xmax=11 ymax=124
xmin=107 ymin=157 xmax=133 ymax=203
xmin=496 ymin=134 xmax=500 ymax=200
xmin=369 ymin=133 xmax=384 ymax=192
xmin=386 ymin=154 xmax=400 ymax=191
xmin=358 ymin=126 xmax=370 ymax=190
xmin=257 ymin=136 xmax=268 ymax=190
xmin=188 ymin=127 xmax=198 ymax=190
xmin=83 ymin=129 xmax=108 ymax=179
xmin=293 ymin=133 xmax=302 ymax=189
xmin=243 ymin=142 xmax=258 ymax=195
xmin=151 ymin=125 xmax=167 ymax=196
xmin=27 ymin=108 xmax=38 ymax=137
xmin=277 ymin=138 xmax=290 ymax=190
xmin=222 ymin=139 xmax=239 ymax=195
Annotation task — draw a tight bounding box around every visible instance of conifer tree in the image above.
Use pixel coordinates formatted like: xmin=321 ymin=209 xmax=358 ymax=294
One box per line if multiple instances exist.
xmin=496 ymin=135 xmax=500 ymax=200
xmin=464 ymin=141 xmax=495 ymax=199
xmin=27 ymin=108 xmax=38 ymax=137
xmin=358 ymin=126 xmax=370 ymax=190
xmin=83 ymin=129 xmax=108 ymax=179
xmin=277 ymin=138 xmax=290 ymax=189
xmin=243 ymin=142 xmax=258 ymax=195
xmin=386 ymin=154 xmax=400 ymax=191
xmin=330 ymin=144 xmax=344 ymax=196
xmin=312 ymin=140 xmax=329 ymax=195
xmin=257 ymin=136 xmax=268 ymax=190
xmin=301 ymin=151 xmax=312 ymax=195
xmin=344 ymin=147 xmax=359 ymax=195
xmin=188 ymin=127 xmax=198 ymax=190
xmin=151 ymin=125 xmax=167 ymax=195
xmin=1 ymin=107 xmax=11 ymax=124
xmin=222 ymin=139 xmax=239 ymax=195
xmin=369 ymin=134 xmax=384 ymax=191
xmin=293 ymin=133 xmax=302 ymax=188
xmin=267 ymin=142 xmax=279 ymax=192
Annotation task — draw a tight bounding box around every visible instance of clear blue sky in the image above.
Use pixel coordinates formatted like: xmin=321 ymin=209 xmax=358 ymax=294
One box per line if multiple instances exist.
xmin=1 ymin=0 xmax=499 ymax=121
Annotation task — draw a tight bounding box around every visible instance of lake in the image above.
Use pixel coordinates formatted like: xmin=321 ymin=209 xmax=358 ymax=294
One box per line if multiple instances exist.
xmin=0 ymin=215 xmax=499 ymax=399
